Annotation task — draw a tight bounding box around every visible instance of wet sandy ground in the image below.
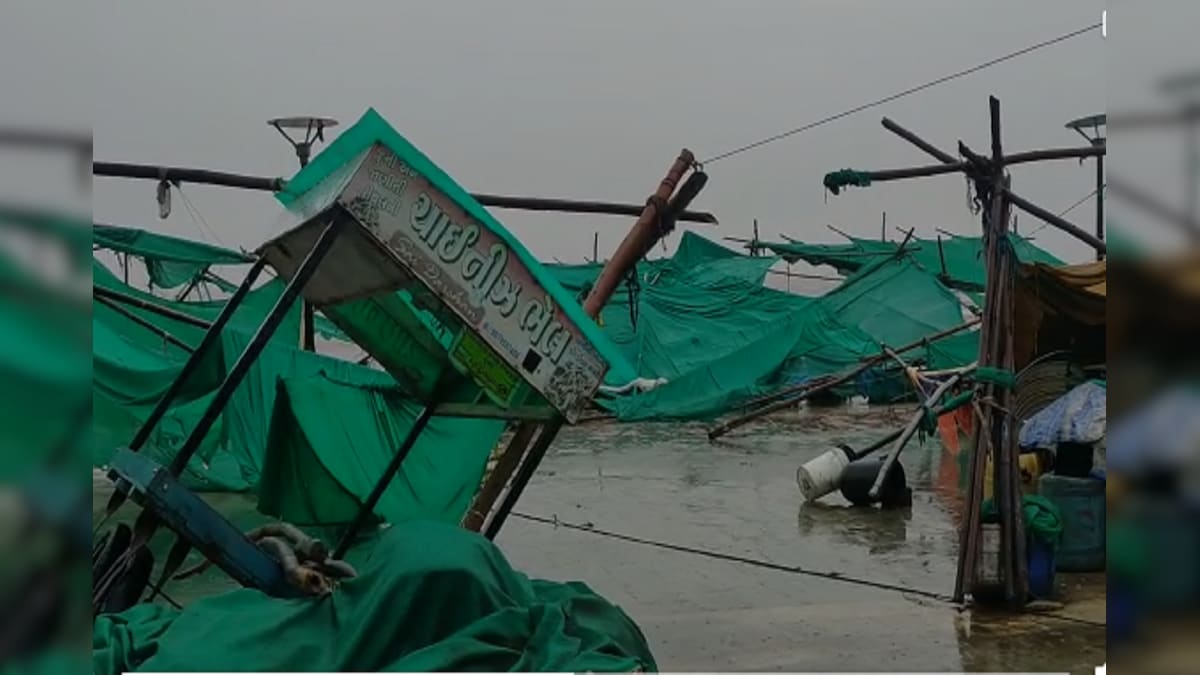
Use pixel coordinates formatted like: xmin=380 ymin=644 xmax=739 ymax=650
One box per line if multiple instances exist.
xmin=496 ymin=407 xmax=1105 ymax=673
xmin=94 ymin=405 xmax=1105 ymax=673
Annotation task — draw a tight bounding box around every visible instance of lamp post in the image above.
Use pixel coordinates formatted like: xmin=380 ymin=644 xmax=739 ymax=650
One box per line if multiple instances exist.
xmin=1065 ymin=114 xmax=1106 ymax=260
xmin=267 ymin=116 xmax=338 ymax=349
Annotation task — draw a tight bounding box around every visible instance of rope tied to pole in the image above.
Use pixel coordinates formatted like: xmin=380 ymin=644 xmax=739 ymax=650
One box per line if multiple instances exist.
xmin=822 ymin=168 xmax=874 ymax=195
xmin=975 ymin=366 xmax=1016 ymax=389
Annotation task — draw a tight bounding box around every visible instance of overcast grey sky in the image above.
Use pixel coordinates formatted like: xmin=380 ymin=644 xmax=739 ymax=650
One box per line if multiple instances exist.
xmin=13 ymin=1 xmax=1142 ymax=289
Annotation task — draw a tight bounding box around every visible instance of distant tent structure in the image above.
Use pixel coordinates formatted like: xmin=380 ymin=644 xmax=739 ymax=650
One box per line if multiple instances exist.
xmin=546 ymin=231 xmax=983 ymax=420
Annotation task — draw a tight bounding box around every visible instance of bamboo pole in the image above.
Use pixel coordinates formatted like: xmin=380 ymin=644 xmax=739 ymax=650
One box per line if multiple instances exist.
xmin=474 ymin=152 xmax=707 ymax=538
xmin=706 ymin=318 xmax=981 ymax=440
xmin=855 ymin=145 xmax=1105 ymax=184
xmin=954 ymin=401 xmax=992 ymax=602
xmin=881 ymin=117 xmax=959 ymax=164
xmin=1003 ymin=188 xmax=1106 ymax=252
xmin=462 ymin=424 xmax=538 ymax=532
xmin=868 ymin=368 xmax=973 ymax=499
xmin=94 ymin=286 xmax=211 ymax=330
xmin=766 ymin=269 xmax=843 ymax=282
xmin=95 ymin=296 xmax=196 ymax=353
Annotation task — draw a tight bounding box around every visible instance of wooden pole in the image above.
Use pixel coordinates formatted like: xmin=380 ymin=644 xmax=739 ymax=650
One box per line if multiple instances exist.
xmin=474 ymin=151 xmax=707 ymax=538
xmin=462 ymin=424 xmax=538 ymax=532
xmin=592 ymin=232 xmax=599 ymax=263
xmin=881 ymin=212 xmax=887 ymax=241
xmin=584 ymin=150 xmax=696 ymax=316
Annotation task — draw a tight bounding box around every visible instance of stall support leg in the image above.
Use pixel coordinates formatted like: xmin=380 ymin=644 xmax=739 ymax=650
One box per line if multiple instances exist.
xmin=463 ymin=422 xmax=539 ymax=532
xmin=483 ymin=419 xmax=563 ymax=540
xmin=168 ymin=220 xmax=342 ymax=477
xmin=99 ymin=258 xmax=269 ymax=524
xmin=128 ymin=258 xmax=267 ymax=452
xmin=332 ymin=402 xmax=438 ymax=559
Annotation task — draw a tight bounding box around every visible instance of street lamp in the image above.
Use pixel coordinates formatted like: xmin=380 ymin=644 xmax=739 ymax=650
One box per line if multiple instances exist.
xmin=267 ymin=116 xmax=338 ymax=168
xmin=268 ymin=116 xmax=338 ymax=350
xmin=1065 ymin=114 xmax=1106 ymax=260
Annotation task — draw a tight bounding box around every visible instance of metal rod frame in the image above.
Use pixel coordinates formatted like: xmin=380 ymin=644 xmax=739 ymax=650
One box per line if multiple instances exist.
xmin=168 ymin=220 xmax=343 ymax=476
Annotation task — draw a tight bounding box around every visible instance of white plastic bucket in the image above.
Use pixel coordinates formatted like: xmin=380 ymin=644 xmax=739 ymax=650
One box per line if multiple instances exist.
xmin=796 ymin=446 xmax=853 ymax=502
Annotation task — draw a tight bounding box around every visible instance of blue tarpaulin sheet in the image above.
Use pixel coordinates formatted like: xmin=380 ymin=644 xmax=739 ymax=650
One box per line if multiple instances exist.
xmin=1019 ymin=380 xmax=1106 ymax=450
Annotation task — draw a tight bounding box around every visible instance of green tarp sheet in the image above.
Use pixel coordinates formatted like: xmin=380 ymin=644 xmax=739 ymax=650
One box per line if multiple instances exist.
xmin=604 ymin=300 xmax=878 ymax=421
xmin=93 ymin=520 xmax=656 ymax=673
xmin=94 ymin=223 xmax=254 ymax=289
xmin=258 ymin=374 xmax=503 ymax=526
xmin=546 ymin=231 xmax=983 ymax=419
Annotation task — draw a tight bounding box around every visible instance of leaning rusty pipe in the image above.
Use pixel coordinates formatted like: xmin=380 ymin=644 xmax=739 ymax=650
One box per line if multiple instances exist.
xmin=583 ymin=149 xmax=695 ymax=318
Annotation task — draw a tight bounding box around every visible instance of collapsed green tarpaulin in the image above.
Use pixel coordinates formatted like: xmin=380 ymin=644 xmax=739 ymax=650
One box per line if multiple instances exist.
xmin=94 ymin=223 xmax=254 ymax=290
xmin=757 ymin=233 xmax=1062 ymax=290
xmin=94 ymin=259 xmax=503 ymax=525
xmin=92 ymin=520 xmax=657 ymax=673
xmin=93 ymin=227 xmax=349 ymax=342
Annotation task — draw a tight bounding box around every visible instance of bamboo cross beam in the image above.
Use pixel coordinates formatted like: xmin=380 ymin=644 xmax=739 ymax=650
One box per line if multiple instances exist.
xmin=766 ymin=269 xmax=843 ymax=282
xmin=1003 ymin=188 xmax=1107 ymax=252
xmin=848 ymin=145 xmax=1105 ymax=184
xmin=875 ymin=124 xmax=1102 ymax=253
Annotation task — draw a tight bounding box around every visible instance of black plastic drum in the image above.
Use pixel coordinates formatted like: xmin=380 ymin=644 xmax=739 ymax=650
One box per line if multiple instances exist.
xmin=839 ymin=457 xmax=911 ymax=508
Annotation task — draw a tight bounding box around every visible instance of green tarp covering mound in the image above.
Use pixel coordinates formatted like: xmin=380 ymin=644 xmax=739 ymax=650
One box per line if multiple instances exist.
xmin=259 ymin=374 xmax=503 ymax=526
xmin=93 ymin=521 xmax=656 ymax=673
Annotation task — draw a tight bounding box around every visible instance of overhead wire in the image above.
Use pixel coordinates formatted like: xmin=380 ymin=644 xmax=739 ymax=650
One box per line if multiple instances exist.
xmin=1029 ymin=185 xmax=1103 ymax=236
xmin=174 ymin=184 xmax=227 ymax=248
xmin=702 ymin=22 xmax=1103 ymax=165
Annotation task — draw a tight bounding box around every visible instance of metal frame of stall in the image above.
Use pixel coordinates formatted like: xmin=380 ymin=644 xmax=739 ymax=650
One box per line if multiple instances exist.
xmin=92 ymin=147 xmax=623 ymax=611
